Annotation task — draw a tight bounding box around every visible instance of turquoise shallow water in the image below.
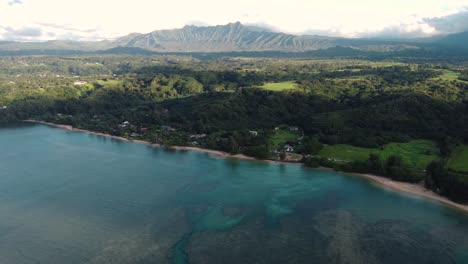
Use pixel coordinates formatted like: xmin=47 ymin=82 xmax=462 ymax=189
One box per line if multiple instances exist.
xmin=0 ymin=124 xmax=468 ymax=264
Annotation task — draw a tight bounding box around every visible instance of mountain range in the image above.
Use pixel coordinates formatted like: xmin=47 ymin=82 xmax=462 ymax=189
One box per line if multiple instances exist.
xmin=0 ymin=22 xmax=467 ymax=54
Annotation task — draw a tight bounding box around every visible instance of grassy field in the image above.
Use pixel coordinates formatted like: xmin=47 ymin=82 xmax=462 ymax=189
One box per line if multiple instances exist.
xmin=448 ymin=145 xmax=468 ymax=173
xmin=319 ymin=144 xmax=372 ymax=162
xmin=436 ymin=70 xmax=460 ymax=81
xmin=318 ymin=140 xmax=439 ymax=171
xmin=97 ymin=79 xmax=123 ymax=88
xmin=270 ymin=129 xmax=300 ymax=150
xmin=259 ymin=81 xmax=298 ymax=91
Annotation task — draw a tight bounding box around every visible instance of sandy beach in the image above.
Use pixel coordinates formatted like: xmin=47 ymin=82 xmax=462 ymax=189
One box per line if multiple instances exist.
xmin=346 ymin=170 xmax=468 ymax=213
xmin=170 ymin=145 xmax=256 ymax=160
xmin=23 ymin=119 xmax=468 ymax=214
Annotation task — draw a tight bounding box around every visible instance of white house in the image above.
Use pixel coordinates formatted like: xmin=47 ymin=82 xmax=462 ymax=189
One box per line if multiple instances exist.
xmin=289 ymin=126 xmax=299 ymax=132
xmin=249 ymin=131 xmax=258 ymax=137
xmin=283 ymin=144 xmax=294 ymax=152
xmin=120 ymin=121 xmax=130 ymax=128
xmin=0 ymin=106 xmax=7 ymax=110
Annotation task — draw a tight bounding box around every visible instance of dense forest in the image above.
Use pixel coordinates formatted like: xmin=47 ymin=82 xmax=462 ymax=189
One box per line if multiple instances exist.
xmin=0 ymin=54 xmax=467 ymax=202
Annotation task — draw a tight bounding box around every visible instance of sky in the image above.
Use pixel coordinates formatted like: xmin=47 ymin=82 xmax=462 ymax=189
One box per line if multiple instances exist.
xmin=1 ymin=0 xmax=468 ymax=41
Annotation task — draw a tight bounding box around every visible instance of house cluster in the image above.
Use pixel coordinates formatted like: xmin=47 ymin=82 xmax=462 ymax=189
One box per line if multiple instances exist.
xmin=190 ymin=134 xmax=207 ymax=139
xmin=189 ymin=134 xmax=207 ymax=146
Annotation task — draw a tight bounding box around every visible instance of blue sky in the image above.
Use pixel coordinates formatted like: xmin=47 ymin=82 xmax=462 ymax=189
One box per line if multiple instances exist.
xmin=1 ymin=0 xmax=468 ymax=41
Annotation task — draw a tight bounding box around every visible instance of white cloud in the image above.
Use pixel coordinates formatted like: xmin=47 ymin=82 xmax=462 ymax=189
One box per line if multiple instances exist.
xmin=0 ymin=0 xmax=468 ymax=41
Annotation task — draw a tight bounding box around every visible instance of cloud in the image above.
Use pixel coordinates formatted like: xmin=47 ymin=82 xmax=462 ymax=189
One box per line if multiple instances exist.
xmin=424 ymin=10 xmax=468 ymax=34
xmin=37 ymin=22 xmax=100 ymax=34
xmin=1 ymin=0 xmax=468 ymax=41
xmin=304 ymin=8 xmax=468 ymax=39
xmin=7 ymin=0 xmax=22 ymax=5
xmin=10 ymin=27 xmax=42 ymax=37
xmin=185 ymin=21 xmax=212 ymax=27
xmin=356 ymin=9 xmax=468 ymax=39
xmin=244 ymin=22 xmax=280 ymax=33
xmin=0 ymin=23 xmax=106 ymax=41
xmin=301 ymin=28 xmax=346 ymax=37
xmin=0 ymin=26 xmax=43 ymax=41
xmin=357 ymin=23 xmax=437 ymax=39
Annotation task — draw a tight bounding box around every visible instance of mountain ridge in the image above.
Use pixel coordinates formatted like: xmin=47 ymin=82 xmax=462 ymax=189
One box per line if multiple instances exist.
xmin=113 ymin=22 xmax=339 ymax=52
xmin=0 ymin=22 xmax=466 ymax=54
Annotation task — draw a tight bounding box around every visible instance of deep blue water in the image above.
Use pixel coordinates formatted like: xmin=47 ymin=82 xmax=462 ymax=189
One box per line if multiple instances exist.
xmin=0 ymin=124 xmax=467 ymax=264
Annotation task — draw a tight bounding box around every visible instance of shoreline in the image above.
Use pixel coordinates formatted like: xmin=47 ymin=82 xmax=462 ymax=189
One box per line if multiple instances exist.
xmin=356 ymin=173 xmax=468 ymax=213
xmin=23 ymin=120 xmax=468 ymax=214
xmin=321 ymin=167 xmax=468 ymax=213
xmin=23 ymin=120 xmax=258 ymax=162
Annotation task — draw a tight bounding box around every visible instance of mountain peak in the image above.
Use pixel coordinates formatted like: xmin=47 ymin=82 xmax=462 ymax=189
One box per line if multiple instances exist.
xmin=182 ymin=24 xmax=198 ymax=29
xmin=227 ymin=21 xmax=243 ymax=26
xmin=220 ymin=21 xmax=244 ymax=32
xmin=181 ymin=22 xmax=244 ymax=30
